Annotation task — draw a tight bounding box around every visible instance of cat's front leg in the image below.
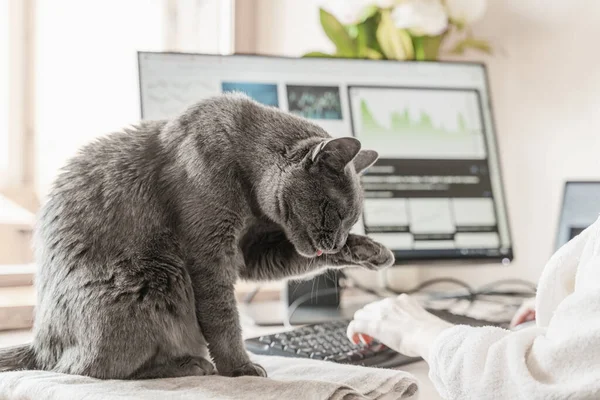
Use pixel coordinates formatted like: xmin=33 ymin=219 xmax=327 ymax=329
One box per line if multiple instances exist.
xmin=239 ymin=230 xmax=393 ymax=280
xmin=329 ymin=234 xmax=395 ymax=270
xmin=191 ymin=268 xmax=266 ymax=377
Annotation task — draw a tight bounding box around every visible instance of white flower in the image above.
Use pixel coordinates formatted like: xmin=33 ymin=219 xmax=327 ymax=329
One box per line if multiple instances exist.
xmin=374 ymin=0 xmax=398 ymax=8
xmin=319 ymin=0 xmax=372 ymax=25
xmin=391 ymin=0 xmax=448 ymax=36
xmin=445 ymin=0 xmax=487 ymax=24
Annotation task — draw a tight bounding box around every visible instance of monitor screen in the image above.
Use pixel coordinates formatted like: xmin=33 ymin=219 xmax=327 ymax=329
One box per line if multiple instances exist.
xmin=555 ymin=181 xmax=600 ymax=250
xmin=138 ymin=52 xmax=513 ymax=262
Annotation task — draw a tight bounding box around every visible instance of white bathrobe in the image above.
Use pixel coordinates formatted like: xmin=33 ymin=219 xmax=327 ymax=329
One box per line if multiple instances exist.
xmin=428 ymin=216 xmax=600 ymax=400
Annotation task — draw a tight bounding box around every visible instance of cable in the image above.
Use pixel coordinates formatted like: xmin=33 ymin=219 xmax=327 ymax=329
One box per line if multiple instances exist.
xmin=284 ymin=287 xmax=345 ymax=329
xmin=383 ymin=277 xmax=476 ymax=297
xmin=243 ymin=285 xmax=262 ymax=304
xmin=406 ymin=277 xmax=475 ymax=295
xmin=284 ymin=275 xmax=538 ymax=328
xmin=338 ymin=271 xmax=389 ymax=298
xmin=475 ymin=279 xmax=537 ymax=295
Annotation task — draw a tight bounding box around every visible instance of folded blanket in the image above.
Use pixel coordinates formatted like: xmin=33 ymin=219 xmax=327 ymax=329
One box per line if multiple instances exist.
xmin=0 ymin=354 xmax=419 ymax=400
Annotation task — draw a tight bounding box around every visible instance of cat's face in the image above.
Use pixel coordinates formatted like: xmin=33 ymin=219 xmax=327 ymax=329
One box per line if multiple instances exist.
xmin=277 ymin=137 xmax=378 ymax=258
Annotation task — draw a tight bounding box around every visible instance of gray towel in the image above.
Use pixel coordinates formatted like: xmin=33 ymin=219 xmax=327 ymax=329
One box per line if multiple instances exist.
xmin=0 ymin=355 xmax=419 ymax=399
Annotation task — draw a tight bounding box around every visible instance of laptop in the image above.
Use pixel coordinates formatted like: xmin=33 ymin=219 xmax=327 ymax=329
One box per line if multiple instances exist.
xmin=555 ymin=181 xmax=600 ymax=250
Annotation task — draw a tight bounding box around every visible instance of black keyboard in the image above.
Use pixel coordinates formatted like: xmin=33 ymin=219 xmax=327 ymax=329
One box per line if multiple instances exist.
xmin=245 ymin=308 xmax=507 ymax=368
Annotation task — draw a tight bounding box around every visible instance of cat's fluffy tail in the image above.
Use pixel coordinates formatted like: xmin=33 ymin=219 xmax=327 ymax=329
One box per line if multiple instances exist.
xmin=0 ymin=344 xmax=37 ymax=371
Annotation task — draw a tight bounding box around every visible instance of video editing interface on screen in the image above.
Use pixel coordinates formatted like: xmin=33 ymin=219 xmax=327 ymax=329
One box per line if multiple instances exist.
xmin=138 ymin=53 xmax=513 ymax=261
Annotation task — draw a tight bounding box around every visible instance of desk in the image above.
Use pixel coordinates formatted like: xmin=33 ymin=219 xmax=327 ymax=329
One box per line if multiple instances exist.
xmin=240 ymin=299 xmax=443 ymax=400
xmin=0 ymin=300 xmax=443 ymax=399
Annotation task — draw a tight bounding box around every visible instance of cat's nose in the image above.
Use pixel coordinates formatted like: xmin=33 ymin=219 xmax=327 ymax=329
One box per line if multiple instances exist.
xmin=319 ymin=242 xmax=337 ymax=254
xmin=320 ymin=232 xmax=347 ymax=253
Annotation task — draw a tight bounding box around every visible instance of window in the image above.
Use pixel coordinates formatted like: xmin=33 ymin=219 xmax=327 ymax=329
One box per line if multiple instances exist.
xmin=1 ymin=0 xmax=10 ymax=186
xmin=34 ymin=0 xmax=168 ymax=197
xmin=0 ymin=0 xmax=233 ymax=293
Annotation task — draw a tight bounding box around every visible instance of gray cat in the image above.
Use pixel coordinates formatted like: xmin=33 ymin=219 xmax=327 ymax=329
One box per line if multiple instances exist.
xmin=0 ymin=93 xmax=394 ymax=379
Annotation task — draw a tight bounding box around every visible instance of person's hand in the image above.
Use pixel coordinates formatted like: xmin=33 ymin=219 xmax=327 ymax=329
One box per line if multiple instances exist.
xmin=346 ymin=294 xmax=453 ymax=362
xmin=510 ymin=297 xmax=536 ymax=328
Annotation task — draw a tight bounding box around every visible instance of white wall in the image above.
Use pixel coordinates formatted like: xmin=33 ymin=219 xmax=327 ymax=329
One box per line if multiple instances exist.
xmin=252 ymin=0 xmax=600 ymax=287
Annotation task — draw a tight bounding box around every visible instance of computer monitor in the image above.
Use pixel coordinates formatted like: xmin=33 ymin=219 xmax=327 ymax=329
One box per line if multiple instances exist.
xmin=138 ymin=53 xmax=513 ymax=324
xmin=555 ymin=181 xmax=600 ymax=250
xmin=138 ymin=52 xmax=513 ymax=263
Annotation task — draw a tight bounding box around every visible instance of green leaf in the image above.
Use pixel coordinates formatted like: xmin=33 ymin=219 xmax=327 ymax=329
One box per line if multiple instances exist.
xmin=450 ymin=38 xmax=492 ymax=55
xmin=376 ymin=10 xmax=413 ymax=60
xmin=398 ymin=29 xmax=414 ymax=60
xmin=413 ymin=34 xmax=444 ymax=61
xmin=356 ymin=12 xmax=383 ymax=56
xmin=303 ymin=51 xmax=337 ymax=58
xmin=361 ymin=48 xmax=384 ymax=59
xmin=319 ymin=8 xmax=357 ymax=57
xmin=346 ymin=24 xmax=359 ymax=39
xmin=449 ymin=19 xmax=466 ymax=31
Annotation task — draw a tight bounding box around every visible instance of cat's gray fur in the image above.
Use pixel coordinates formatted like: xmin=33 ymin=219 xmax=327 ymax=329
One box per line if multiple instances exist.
xmin=0 ymin=93 xmax=394 ymax=379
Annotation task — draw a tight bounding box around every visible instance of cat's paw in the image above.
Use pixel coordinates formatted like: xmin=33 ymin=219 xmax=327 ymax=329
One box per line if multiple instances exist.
xmin=343 ymin=234 xmax=395 ymax=270
xmin=230 ymin=362 xmax=267 ymax=378
xmin=193 ymin=356 xmax=217 ymax=376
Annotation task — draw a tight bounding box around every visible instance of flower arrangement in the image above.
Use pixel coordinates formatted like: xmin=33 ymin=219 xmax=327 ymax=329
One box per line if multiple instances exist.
xmin=305 ymin=0 xmax=490 ymax=61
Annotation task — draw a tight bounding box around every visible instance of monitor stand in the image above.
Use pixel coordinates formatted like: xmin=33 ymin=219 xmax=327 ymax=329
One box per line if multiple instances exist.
xmin=242 ymin=270 xmax=359 ymax=326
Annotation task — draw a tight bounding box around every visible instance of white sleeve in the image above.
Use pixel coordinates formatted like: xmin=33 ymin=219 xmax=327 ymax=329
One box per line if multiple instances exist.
xmin=427 ymin=221 xmax=600 ymax=400
xmin=427 ymin=288 xmax=600 ymax=400
xmin=534 ymin=219 xmax=594 ymax=326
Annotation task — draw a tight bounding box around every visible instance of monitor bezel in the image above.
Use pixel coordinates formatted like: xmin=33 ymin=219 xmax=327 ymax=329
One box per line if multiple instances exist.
xmin=137 ymin=51 xmax=514 ymax=264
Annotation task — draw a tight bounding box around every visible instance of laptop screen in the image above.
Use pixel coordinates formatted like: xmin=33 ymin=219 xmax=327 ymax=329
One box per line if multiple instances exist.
xmin=556 ymin=181 xmax=600 ymax=250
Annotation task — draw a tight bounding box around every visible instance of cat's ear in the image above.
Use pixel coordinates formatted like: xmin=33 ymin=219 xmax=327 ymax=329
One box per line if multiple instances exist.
xmin=311 ymin=137 xmax=361 ymax=172
xmin=353 ymin=149 xmax=378 ymax=175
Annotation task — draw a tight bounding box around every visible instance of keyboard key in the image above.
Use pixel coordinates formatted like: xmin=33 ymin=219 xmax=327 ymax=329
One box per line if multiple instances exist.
xmin=297 ymin=347 xmax=312 ymax=354
xmin=310 ymin=353 xmax=325 ymax=360
xmin=283 ymin=346 xmax=297 ymax=353
xmin=296 ymin=351 xmax=310 ymax=358
xmin=270 ymin=343 xmax=284 ymax=350
xmin=258 ymin=336 xmax=272 ymax=344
